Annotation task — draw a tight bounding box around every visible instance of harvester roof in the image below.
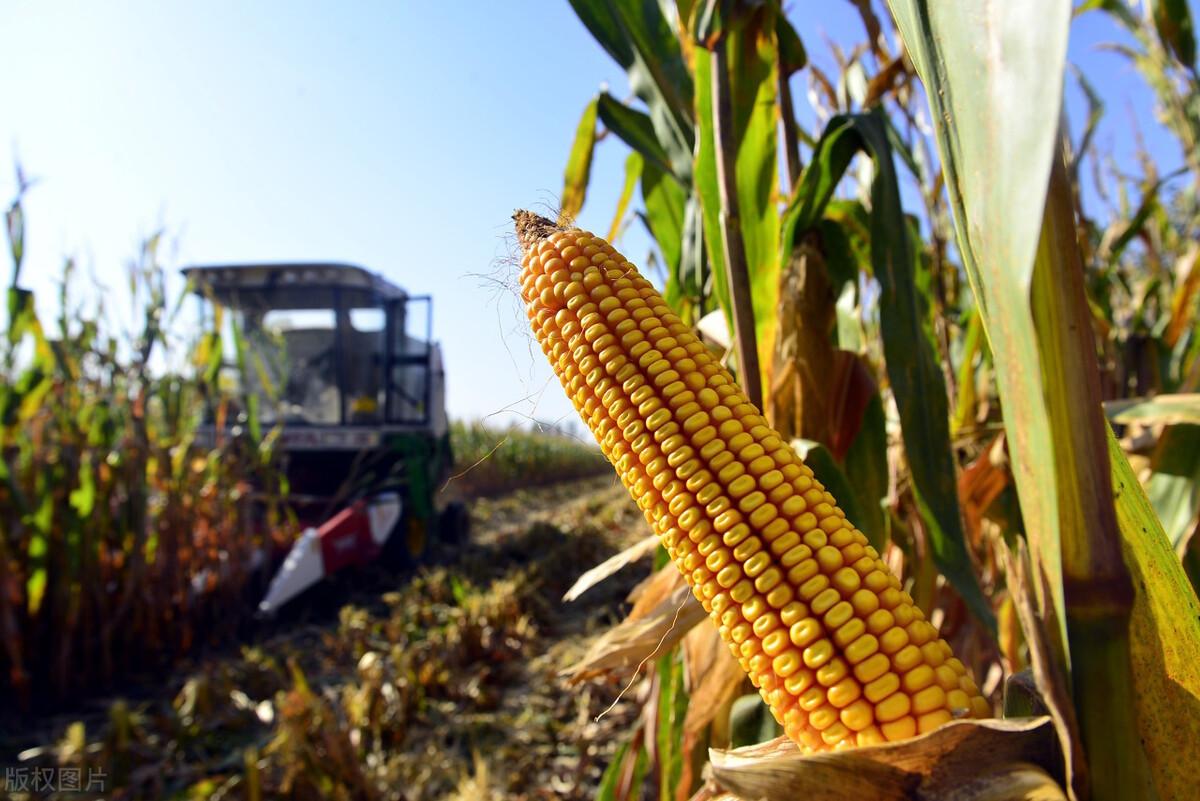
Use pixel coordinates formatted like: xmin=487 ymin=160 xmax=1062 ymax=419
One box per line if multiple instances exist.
xmin=183 ymin=262 xmax=407 ymax=308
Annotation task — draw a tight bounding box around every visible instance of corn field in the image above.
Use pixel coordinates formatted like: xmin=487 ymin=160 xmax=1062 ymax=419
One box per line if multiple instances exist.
xmin=0 ymin=176 xmax=293 ymax=712
xmin=6 ymin=1 xmax=1200 ymax=800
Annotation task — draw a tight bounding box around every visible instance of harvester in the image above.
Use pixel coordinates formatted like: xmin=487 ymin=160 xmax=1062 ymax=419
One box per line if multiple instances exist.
xmin=184 ymin=262 xmax=466 ymax=614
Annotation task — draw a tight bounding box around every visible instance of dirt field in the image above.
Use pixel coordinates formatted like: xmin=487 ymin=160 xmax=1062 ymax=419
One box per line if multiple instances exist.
xmin=7 ymin=477 xmax=658 ymax=800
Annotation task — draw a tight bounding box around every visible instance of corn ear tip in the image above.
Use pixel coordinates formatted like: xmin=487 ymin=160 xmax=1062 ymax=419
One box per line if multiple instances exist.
xmin=513 ymin=209 xmax=558 ymax=251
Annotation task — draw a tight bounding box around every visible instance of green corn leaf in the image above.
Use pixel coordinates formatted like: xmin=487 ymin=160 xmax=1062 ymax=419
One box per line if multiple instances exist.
xmin=567 ymin=0 xmax=694 ymax=181
xmin=842 ymin=392 xmax=890 ymax=552
xmin=641 ymin=159 xmax=686 ymax=280
xmin=888 ymin=0 xmax=1070 ymax=653
xmin=1105 ymin=393 xmax=1200 ymax=426
xmin=1149 ymin=0 xmax=1197 ymax=67
xmin=1145 ymin=424 xmax=1200 ymax=551
xmin=655 ymin=653 xmax=689 ymax=800
xmin=597 ymin=93 xmax=677 ymax=181
xmin=692 ymin=5 xmax=782 ymax=384
xmin=1108 ymin=425 xmax=1200 ymax=801
xmin=783 ymin=111 xmax=995 ymax=631
xmin=69 ymin=453 xmax=97 ymax=518
xmin=607 ymin=151 xmax=643 ymax=241
xmin=561 ymin=96 xmax=599 ymax=221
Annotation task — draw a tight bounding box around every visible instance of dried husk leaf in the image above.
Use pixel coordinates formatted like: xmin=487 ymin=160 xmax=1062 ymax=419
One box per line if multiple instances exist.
xmin=628 ymin=563 xmax=688 ymax=619
xmin=707 ymin=716 xmax=1059 ymax=801
xmin=561 ymin=578 xmax=706 ymax=682
xmin=563 ymin=534 xmax=660 ymax=602
xmin=958 ymin=435 xmax=1009 ymax=546
xmin=936 ymin=761 xmax=1067 ymax=801
xmin=681 ymin=620 xmax=746 ymax=741
xmin=998 ymin=540 xmax=1083 ymax=799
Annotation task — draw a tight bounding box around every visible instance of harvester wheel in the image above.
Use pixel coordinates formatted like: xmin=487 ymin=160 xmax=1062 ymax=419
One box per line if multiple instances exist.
xmin=439 ymin=501 xmax=470 ymax=547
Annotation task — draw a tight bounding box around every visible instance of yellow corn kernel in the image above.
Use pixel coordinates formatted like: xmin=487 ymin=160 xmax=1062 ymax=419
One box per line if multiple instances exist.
xmin=844 ymin=633 xmax=879 ymax=665
xmin=839 ymin=698 xmax=874 ymax=731
xmin=864 ymin=672 xmax=901 ymax=704
xmin=762 ymin=629 xmax=790 ymax=657
xmin=919 ymin=641 xmax=946 ymax=668
xmin=865 ymin=608 xmax=894 ymax=635
xmin=935 ymin=664 xmax=960 ymax=690
xmin=773 ymin=649 xmax=803 ymax=678
xmin=874 ymin=692 xmax=911 ymax=723
xmin=827 ymin=676 xmax=862 ymax=708
xmin=798 ymin=685 xmax=826 ymax=711
xmin=833 ymin=618 xmax=867 ymax=649
xmin=854 ymin=653 xmax=892 ymax=684
xmin=789 ymin=617 xmax=822 ymax=648
xmin=903 ymin=664 xmax=936 ymax=693
xmin=946 ymin=689 xmax=971 ymax=713
xmin=881 ymin=716 xmax=917 ymax=742
xmin=809 ymin=704 xmax=839 ymax=731
xmin=878 ymin=627 xmax=909 ymax=655
xmin=751 ymin=611 xmax=781 ymax=638
xmin=821 ymin=721 xmax=852 ymax=746
xmin=917 ymin=709 xmax=953 ymax=734
xmin=856 ymin=724 xmax=885 ymax=745
xmin=816 ymin=657 xmax=849 ymax=687
xmin=892 ymin=644 xmax=923 ymax=672
xmin=811 ymin=587 xmax=842 ymax=616
xmin=912 ymin=685 xmax=947 ymax=716
xmin=823 ymin=601 xmax=855 ymax=631
xmin=784 ymin=669 xmax=815 ymax=697
xmin=779 ymin=601 xmax=809 ymax=627
xmin=832 ymin=567 xmax=862 ymax=594
xmin=803 ymin=638 xmax=835 ymax=669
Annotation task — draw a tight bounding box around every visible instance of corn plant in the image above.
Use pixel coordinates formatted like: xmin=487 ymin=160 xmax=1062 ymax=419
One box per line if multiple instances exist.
xmin=551 ymin=1 xmax=1200 ymax=799
xmin=0 ymin=175 xmax=289 ymax=710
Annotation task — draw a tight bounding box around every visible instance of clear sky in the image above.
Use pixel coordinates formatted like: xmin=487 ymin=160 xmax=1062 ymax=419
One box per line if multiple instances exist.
xmin=1 ymin=2 xmax=1192 ymax=430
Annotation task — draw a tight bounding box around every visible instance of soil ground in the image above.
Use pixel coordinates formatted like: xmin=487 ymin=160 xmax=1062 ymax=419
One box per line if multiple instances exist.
xmin=4 ymin=476 xmax=656 ymax=801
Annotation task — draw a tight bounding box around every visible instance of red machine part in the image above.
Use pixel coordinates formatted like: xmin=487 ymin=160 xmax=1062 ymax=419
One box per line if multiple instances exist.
xmin=258 ymin=493 xmax=402 ymax=614
xmin=317 ymin=502 xmax=380 ymax=573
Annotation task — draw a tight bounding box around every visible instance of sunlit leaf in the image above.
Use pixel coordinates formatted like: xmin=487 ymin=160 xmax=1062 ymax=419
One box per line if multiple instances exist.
xmin=655 ymin=652 xmax=689 ymax=800
xmin=1105 ymin=393 xmax=1200 ymax=426
xmin=1108 ymin=426 xmax=1200 ymax=801
xmin=561 ymin=96 xmax=600 ymax=221
xmin=888 ymin=0 xmax=1071 ymax=656
xmin=598 ymin=93 xmax=678 ymax=180
xmin=608 ymin=151 xmax=644 ymax=241
xmin=1145 ymin=424 xmax=1200 ymax=551
xmin=842 ymin=391 xmax=890 ymax=551
xmin=693 ymin=6 xmax=782 ymax=387
xmin=568 ymin=0 xmax=694 ymax=180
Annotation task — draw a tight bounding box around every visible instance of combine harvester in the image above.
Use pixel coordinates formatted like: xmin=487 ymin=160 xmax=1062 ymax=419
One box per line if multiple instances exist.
xmin=184 ymin=262 xmax=468 ymax=614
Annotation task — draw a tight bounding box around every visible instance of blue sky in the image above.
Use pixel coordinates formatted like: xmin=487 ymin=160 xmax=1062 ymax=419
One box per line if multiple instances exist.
xmin=1 ymin=2 xmax=1192 ymax=430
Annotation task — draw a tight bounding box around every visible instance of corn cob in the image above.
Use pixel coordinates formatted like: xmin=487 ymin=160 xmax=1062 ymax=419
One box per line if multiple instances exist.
xmin=514 ymin=211 xmax=990 ymax=751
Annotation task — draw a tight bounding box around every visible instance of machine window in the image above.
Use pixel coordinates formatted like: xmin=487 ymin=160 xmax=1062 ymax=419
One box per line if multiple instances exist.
xmin=246 ymin=308 xmax=340 ymax=424
xmin=347 ymin=306 xmax=386 ymax=422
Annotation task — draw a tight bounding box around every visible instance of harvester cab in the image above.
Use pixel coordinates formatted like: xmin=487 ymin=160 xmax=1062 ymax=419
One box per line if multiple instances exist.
xmin=183 ymin=263 xmax=466 ymax=614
